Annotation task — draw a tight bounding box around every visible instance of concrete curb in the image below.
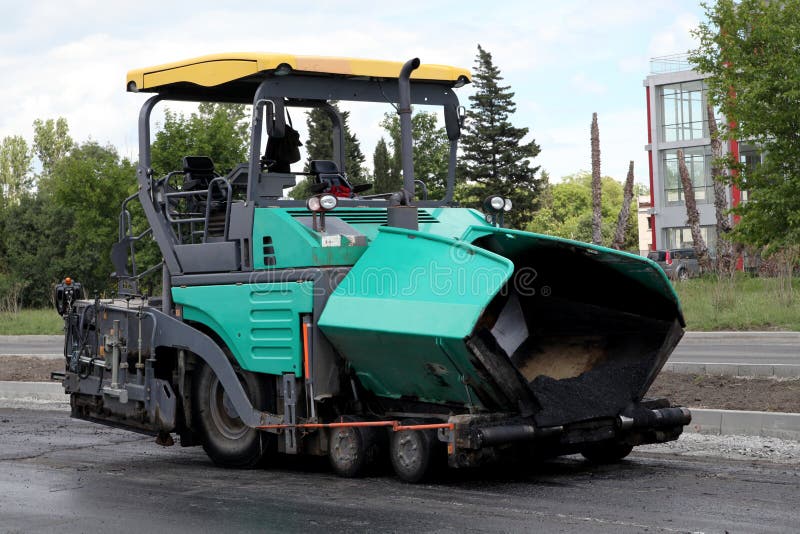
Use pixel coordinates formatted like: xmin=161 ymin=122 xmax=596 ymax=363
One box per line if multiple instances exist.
xmin=664 ymin=361 xmax=800 ymax=378
xmin=688 ymin=408 xmax=800 ymax=441
xmin=1 ymin=381 xmax=798 ymax=442
xmin=683 ymin=331 xmax=800 ymax=343
xmin=0 ymin=381 xmax=68 ymax=403
xmin=0 ymin=353 xmax=63 ymax=359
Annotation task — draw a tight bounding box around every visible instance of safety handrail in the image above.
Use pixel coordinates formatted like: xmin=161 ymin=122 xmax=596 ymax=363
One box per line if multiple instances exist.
xmin=161 ymin=175 xmax=232 ymax=243
xmin=115 ymin=192 xmax=160 ymax=296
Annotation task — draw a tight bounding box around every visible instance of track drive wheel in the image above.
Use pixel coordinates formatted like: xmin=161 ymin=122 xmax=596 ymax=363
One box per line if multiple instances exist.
xmin=328 ymin=416 xmax=382 ymax=478
xmin=390 ymin=419 xmax=437 ymax=483
xmin=192 ymin=361 xmax=275 ymax=468
xmin=580 ymin=440 xmax=634 ymax=464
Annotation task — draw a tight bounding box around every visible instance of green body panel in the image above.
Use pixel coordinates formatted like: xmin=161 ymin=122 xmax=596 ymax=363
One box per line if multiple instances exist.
xmin=253 ymin=207 xmax=490 ymax=270
xmin=252 ymin=208 xmax=369 ymax=269
xmin=421 ymin=207 xmax=493 ymax=239
xmin=317 ymin=226 xmax=514 ymax=406
xmin=172 ymin=282 xmax=314 ymax=375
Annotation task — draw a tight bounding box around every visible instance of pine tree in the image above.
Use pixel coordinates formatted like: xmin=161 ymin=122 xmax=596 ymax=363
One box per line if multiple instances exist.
xmin=304 ymin=104 xmax=367 ymax=184
xmin=372 ymin=137 xmax=396 ymax=194
xmin=458 ymin=44 xmax=542 ymax=227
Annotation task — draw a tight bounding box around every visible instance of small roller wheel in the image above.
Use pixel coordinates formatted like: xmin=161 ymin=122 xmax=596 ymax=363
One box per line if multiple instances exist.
xmin=581 ymin=440 xmax=634 ymax=464
xmin=390 ymin=419 xmax=436 ymax=483
xmin=328 ymin=416 xmax=381 ymax=478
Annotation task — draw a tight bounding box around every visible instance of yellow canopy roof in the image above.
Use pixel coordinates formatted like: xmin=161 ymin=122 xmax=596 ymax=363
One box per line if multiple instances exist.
xmin=127 ymin=52 xmax=471 ymax=92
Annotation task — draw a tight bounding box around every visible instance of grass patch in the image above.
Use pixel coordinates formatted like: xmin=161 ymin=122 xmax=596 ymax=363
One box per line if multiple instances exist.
xmin=673 ymin=276 xmax=800 ymax=331
xmin=0 ymin=309 xmax=63 ymax=335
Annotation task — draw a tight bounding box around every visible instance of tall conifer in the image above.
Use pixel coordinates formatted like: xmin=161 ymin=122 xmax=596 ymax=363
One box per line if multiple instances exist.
xmin=459 ymin=44 xmax=542 ymax=227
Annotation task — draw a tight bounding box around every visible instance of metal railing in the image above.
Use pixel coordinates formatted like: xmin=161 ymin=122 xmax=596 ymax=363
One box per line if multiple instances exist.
xmin=650 ymin=53 xmax=694 ymax=74
xmin=113 ymin=172 xmax=233 ymax=296
xmin=162 ymin=177 xmax=232 ymax=243
xmin=116 ymin=192 xmax=160 ymax=296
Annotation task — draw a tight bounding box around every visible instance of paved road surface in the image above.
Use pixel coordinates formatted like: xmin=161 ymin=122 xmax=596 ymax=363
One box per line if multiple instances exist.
xmin=0 ymin=335 xmax=63 ymax=358
xmin=0 ymin=407 xmax=798 ymax=533
xmin=670 ymin=332 xmax=800 ymax=366
xmin=3 ymin=332 xmax=798 ymax=365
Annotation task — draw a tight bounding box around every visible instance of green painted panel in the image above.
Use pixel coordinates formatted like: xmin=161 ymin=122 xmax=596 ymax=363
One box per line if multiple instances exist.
xmin=274 ymin=206 xmax=491 ymax=244
xmin=252 ymin=209 xmax=368 ymax=269
xmin=318 ymin=226 xmax=513 ymax=406
xmin=172 ymin=282 xmax=314 ymax=375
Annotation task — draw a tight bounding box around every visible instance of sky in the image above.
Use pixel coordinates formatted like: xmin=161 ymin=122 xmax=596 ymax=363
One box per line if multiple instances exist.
xmin=0 ymin=0 xmax=707 ymax=185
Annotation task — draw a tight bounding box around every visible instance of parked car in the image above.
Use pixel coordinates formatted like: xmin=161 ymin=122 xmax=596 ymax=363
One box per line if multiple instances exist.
xmin=647 ymin=248 xmax=702 ymax=281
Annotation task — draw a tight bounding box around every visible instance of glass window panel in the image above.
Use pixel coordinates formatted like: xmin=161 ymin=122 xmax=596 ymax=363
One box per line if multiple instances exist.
xmin=659 ymin=81 xmax=708 ymax=142
xmin=662 ymin=148 xmax=711 ymax=205
xmin=665 ymin=226 xmax=717 ymax=252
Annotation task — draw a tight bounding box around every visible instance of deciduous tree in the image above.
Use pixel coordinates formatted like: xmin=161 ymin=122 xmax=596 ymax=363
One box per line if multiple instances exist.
xmin=379 ymin=112 xmax=449 ymax=198
xmin=691 ymin=0 xmax=800 ymax=255
xmin=527 ymin=172 xmax=638 ymax=251
xmin=151 ymin=103 xmax=249 ymax=176
xmin=33 ymin=117 xmax=73 ymax=181
xmin=0 ymin=136 xmax=33 ymax=205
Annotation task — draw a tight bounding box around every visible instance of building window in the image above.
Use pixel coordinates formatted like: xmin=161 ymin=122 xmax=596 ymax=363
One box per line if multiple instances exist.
xmin=663 ymin=147 xmax=712 ymax=205
xmin=739 ymin=143 xmax=761 ymax=203
xmin=660 ymin=81 xmax=707 ymax=142
xmin=664 ymin=225 xmax=717 ymax=252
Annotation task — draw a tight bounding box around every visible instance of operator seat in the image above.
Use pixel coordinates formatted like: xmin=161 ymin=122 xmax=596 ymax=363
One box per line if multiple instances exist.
xmin=309 ymin=160 xmax=372 ymax=198
xmin=182 ymin=156 xmax=217 ymax=191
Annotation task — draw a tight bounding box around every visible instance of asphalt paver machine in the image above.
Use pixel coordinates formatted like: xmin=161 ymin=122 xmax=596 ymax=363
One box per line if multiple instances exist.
xmin=55 ymin=53 xmax=690 ymax=482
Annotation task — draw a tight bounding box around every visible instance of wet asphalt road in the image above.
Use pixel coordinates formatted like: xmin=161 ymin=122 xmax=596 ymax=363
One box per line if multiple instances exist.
xmin=1 ymin=408 xmax=798 ymax=533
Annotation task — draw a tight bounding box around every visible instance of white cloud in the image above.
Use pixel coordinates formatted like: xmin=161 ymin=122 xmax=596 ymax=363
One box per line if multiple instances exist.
xmin=571 ymin=72 xmax=607 ymax=95
xmin=0 ymin=0 xmax=706 ymax=192
xmin=648 ymin=12 xmax=702 ymax=59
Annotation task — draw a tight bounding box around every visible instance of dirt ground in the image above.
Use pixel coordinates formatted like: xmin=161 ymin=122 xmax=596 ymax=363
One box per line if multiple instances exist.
xmin=2 ymin=356 xmax=798 ymax=413
xmin=648 ymin=371 xmax=800 ymax=413
xmin=1 ymin=356 xmax=65 ymax=382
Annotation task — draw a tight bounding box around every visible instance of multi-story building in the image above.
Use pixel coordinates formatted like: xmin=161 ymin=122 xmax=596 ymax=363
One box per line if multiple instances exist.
xmin=642 ymin=54 xmax=756 ymax=256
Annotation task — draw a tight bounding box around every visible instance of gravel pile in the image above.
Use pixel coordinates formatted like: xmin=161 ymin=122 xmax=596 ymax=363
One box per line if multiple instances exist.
xmin=638 ymin=432 xmax=800 ymax=464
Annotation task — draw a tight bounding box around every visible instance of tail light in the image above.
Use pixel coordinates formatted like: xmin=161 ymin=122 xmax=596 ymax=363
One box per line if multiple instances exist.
xmin=665 ymin=251 xmax=672 ymax=265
